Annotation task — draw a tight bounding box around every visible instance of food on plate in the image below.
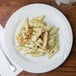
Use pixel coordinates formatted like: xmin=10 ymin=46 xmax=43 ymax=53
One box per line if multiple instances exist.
xmin=42 ymin=31 xmax=48 ymax=51
xmin=15 ymin=16 xmax=59 ymax=58
xmin=33 ymin=29 xmax=44 ymax=41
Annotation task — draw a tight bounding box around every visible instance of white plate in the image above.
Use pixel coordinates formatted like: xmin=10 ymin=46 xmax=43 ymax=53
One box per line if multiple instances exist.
xmin=3 ymin=3 xmax=73 ymax=73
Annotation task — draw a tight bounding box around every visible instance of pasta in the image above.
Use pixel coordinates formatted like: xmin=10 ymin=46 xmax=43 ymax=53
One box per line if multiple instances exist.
xmin=15 ymin=15 xmax=59 ymax=58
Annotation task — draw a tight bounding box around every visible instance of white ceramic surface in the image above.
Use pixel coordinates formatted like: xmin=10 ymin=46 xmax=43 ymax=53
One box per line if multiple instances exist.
xmin=0 ymin=25 xmax=22 ymax=76
xmin=3 ymin=3 xmax=73 ymax=73
xmin=55 ymin=0 xmax=76 ymax=5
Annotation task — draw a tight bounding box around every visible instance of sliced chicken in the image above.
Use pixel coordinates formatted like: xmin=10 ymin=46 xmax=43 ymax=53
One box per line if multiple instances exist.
xmin=17 ymin=27 xmax=32 ymax=45
xmin=24 ymin=27 xmax=32 ymax=41
xmin=34 ymin=29 xmax=44 ymax=41
xmin=16 ymin=36 xmax=24 ymax=45
xmin=42 ymin=31 xmax=48 ymax=51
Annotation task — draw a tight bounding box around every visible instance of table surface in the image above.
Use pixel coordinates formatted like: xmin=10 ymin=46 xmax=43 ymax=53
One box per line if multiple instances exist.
xmin=0 ymin=0 xmax=76 ymax=76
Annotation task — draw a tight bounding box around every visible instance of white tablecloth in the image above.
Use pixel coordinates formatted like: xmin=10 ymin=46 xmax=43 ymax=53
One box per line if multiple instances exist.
xmin=0 ymin=25 xmax=22 ymax=76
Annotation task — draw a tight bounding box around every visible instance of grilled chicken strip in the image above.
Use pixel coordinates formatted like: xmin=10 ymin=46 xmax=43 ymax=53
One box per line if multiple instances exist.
xmin=24 ymin=27 xmax=32 ymax=41
xmin=16 ymin=36 xmax=24 ymax=45
xmin=34 ymin=29 xmax=44 ymax=41
xmin=42 ymin=31 xmax=48 ymax=51
xmin=17 ymin=27 xmax=32 ymax=45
